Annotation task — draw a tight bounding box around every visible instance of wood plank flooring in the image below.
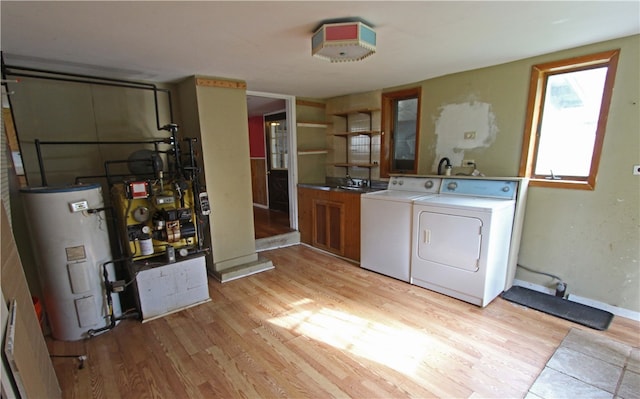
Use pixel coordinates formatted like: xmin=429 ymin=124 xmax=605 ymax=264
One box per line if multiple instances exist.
xmin=253 ymin=206 xmax=293 ymax=239
xmin=47 ymin=245 xmax=639 ymax=398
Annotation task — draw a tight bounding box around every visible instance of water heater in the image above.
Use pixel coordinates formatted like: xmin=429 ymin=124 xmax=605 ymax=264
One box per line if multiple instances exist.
xmin=21 ymin=184 xmax=121 ymax=341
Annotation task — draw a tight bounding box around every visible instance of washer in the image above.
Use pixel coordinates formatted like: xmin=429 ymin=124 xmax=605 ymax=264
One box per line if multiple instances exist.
xmin=411 ymin=178 xmax=517 ymax=307
xmin=361 ymin=176 xmax=441 ymax=282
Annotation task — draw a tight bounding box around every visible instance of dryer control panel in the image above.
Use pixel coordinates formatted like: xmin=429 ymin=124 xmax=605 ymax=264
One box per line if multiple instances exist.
xmin=440 ymin=179 xmax=517 ymax=199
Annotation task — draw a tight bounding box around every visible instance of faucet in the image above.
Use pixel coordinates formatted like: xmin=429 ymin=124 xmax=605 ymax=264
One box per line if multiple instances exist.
xmin=438 ymin=157 xmax=452 ymax=175
xmin=346 ymin=173 xmax=356 ymax=187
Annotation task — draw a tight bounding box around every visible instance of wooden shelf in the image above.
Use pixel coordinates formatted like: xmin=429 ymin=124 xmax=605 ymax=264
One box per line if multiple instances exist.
xmin=330 ymin=109 xmax=380 ymax=180
xmin=332 ymin=108 xmax=380 ymax=117
xmin=298 ymin=149 xmax=329 ymax=155
xmin=333 ymin=130 xmax=380 ymax=137
xmin=332 ymin=163 xmax=378 ymax=168
xmin=297 ymin=121 xmax=330 ymax=128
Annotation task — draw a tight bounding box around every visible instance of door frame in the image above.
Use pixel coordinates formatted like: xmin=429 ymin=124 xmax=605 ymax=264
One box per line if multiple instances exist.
xmin=247 ymin=90 xmax=298 ymax=230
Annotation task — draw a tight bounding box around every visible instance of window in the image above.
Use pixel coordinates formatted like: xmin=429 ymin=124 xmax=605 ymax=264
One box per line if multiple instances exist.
xmin=266 ymin=113 xmax=288 ymax=170
xmin=381 ymin=88 xmax=421 ymax=177
xmin=519 ymin=50 xmax=619 ymax=190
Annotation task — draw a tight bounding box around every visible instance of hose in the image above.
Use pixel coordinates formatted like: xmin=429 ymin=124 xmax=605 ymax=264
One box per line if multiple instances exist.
xmin=517 ymin=263 xmax=567 ymax=298
xmin=87 ymin=258 xmax=139 ymax=337
xmin=517 ymin=263 xmax=563 ymax=281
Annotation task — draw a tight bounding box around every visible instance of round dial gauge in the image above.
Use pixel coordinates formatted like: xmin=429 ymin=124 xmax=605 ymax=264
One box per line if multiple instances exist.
xmin=132 ymin=206 xmax=150 ymax=223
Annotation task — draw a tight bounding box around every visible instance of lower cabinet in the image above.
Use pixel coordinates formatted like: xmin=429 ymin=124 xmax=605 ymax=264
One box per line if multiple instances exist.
xmin=312 ymin=199 xmax=345 ymax=255
xmin=298 ymin=187 xmax=361 ymax=261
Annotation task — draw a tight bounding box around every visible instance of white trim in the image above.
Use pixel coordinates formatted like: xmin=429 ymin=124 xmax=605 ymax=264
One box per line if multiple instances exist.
xmin=247 ymin=90 xmax=298 ymax=231
xmin=568 ymin=294 xmax=640 ymax=322
xmin=512 ymin=279 xmax=640 ymax=321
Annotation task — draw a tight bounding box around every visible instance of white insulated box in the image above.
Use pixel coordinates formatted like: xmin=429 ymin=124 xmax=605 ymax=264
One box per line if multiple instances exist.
xmin=135 ymin=255 xmax=210 ymax=321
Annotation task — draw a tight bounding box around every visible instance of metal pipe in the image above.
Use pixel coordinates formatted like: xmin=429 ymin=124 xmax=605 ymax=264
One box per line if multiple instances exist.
xmin=37 ymin=139 xmax=169 ymax=145
xmin=34 ymin=139 xmax=47 ymax=186
xmin=3 ymin=63 xmax=173 ymax=130
xmin=75 ymin=173 xmax=157 ymax=184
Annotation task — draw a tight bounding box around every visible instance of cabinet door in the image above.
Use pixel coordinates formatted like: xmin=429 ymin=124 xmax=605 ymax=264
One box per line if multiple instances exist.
xmin=312 ymin=199 xmax=345 ymax=256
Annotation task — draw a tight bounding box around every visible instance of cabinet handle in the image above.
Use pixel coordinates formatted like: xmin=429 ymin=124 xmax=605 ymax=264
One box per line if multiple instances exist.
xmin=423 ymin=229 xmax=431 ymax=244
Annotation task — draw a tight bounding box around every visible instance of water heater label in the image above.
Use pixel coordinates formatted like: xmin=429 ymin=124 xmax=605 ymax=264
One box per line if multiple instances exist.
xmin=69 ymin=200 xmax=89 ymax=212
xmin=65 ymin=245 xmax=86 ymax=262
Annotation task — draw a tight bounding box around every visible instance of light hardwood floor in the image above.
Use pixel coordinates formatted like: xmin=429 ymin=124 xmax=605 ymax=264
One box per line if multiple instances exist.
xmin=47 ymin=245 xmax=639 ymax=398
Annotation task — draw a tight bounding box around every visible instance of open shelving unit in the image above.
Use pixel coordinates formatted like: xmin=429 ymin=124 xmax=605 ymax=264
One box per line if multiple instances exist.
xmin=295 ymin=100 xmax=332 ymax=184
xmin=296 ymin=120 xmax=330 ymax=156
xmin=331 ymin=108 xmax=380 ymax=181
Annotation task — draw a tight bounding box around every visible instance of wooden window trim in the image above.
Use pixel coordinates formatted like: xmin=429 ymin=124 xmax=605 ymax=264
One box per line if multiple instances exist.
xmin=519 ymin=49 xmax=620 ymax=190
xmin=381 ymin=87 xmax=421 ymax=178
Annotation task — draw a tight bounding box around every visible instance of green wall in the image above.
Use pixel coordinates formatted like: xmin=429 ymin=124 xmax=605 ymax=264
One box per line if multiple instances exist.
xmin=418 ymin=35 xmax=639 ymax=312
xmin=330 ymin=35 xmax=639 ymax=312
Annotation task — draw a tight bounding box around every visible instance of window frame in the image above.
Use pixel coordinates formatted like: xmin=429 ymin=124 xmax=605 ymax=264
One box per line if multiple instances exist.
xmin=381 ymin=87 xmax=421 ymax=177
xmin=518 ymin=49 xmax=620 ymax=190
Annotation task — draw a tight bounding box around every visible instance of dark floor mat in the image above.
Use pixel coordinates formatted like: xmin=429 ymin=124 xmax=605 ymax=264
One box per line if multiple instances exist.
xmin=501 ymin=286 xmax=613 ymax=330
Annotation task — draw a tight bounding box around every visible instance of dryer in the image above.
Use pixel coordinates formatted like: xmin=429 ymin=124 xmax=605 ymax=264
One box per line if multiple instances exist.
xmin=361 ymin=176 xmax=441 ymax=282
xmin=411 ymin=179 xmax=517 ymax=307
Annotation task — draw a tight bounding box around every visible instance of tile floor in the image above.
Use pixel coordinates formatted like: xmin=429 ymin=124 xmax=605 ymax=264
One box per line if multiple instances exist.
xmin=526 ymin=328 xmax=640 ymax=399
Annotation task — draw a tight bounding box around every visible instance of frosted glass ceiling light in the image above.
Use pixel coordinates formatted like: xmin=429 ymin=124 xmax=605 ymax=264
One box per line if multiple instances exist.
xmin=312 ymin=21 xmax=376 ymax=63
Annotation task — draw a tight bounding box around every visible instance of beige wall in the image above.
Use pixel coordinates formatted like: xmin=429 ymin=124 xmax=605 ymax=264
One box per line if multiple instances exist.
xmin=177 ymin=77 xmax=258 ymax=274
xmin=326 ymin=35 xmax=639 ymax=312
xmin=7 ymin=78 xmax=173 ymax=186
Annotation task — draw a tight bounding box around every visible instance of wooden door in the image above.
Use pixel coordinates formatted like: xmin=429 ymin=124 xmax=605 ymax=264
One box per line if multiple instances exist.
xmin=265 ymin=113 xmax=289 ymax=213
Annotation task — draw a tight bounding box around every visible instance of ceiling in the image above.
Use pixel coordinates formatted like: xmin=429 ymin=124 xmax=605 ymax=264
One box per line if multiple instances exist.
xmin=1 ymin=1 xmax=638 ymax=105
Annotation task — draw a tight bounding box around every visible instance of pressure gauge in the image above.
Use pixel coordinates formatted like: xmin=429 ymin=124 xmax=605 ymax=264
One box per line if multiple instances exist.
xmin=132 ymin=206 xmax=150 ymax=223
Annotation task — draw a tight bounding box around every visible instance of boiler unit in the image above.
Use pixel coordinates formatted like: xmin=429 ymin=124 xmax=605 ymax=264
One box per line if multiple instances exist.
xmin=111 ymin=178 xmax=200 ymax=261
xmin=21 ymin=183 xmax=122 ymax=341
xmin=110 ymin=176 xmax=211 ymax=321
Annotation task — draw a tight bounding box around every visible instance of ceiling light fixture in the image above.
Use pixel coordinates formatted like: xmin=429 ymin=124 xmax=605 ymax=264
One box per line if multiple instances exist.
xmin=312 ymin=20 xmax=376 ymax=63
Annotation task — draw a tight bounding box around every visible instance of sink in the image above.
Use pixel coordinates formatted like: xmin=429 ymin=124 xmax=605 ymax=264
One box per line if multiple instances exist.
xmin=298 ymin=183 xmax=381 ymax=193
xmin=337 ymin=185 xmax=367 ymax=192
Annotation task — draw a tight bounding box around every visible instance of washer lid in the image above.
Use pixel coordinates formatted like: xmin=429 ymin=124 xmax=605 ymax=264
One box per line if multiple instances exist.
xmin=362 ymin=190 xmax=437 ymax=203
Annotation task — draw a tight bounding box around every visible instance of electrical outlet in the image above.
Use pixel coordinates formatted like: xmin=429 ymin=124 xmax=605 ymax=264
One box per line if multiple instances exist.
xmin=462 ymin=159 xmax=475 ymax=167
xmin=633 ymin=164 xmax=640 ymax=175
xmin=463 ymin=131 xmax=476 ymax=140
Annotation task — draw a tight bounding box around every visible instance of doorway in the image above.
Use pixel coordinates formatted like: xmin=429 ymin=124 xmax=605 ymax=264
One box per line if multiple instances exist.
xmin=265 ymin=112 xmax=289 ymax=213
xmin=246 ymin=92 xmax=298 ymax=241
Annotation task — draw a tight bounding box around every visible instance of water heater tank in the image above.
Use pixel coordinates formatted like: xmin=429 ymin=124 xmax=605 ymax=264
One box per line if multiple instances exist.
xmin=21 ymin=184 xmax=121 ymax=341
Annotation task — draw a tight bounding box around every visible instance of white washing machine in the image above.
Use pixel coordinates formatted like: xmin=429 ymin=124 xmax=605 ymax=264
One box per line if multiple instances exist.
xmin=411 ymin=178 xmax=517 ymax=307
xmin=361 ymin=176 xmax=441 ymax=282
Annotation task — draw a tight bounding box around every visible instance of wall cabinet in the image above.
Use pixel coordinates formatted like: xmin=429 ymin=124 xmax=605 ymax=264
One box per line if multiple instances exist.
xmin=298 ymin=187 xmax=361 ymax=261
